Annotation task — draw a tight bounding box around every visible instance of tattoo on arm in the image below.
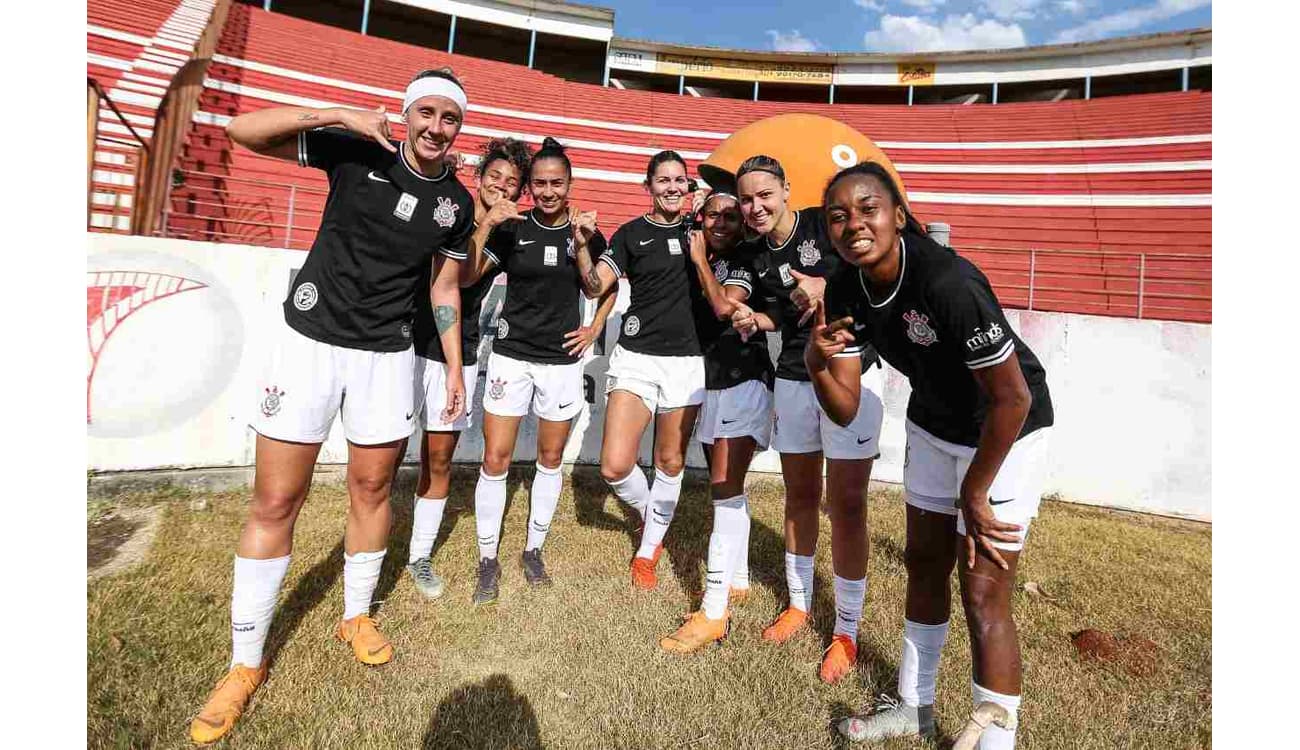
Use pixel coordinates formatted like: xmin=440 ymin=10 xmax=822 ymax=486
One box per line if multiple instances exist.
xmin=434 ymin=305 xmax=459 ymax=334
xmin=583 ymin=268 xmax=603 ymax=296
xmin=297 ymin=113 xmax=319 ymax=122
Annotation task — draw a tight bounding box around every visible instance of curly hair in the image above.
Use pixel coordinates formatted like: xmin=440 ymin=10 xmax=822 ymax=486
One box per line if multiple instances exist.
xmin=479 ymin=138 xmax=532 ymax=199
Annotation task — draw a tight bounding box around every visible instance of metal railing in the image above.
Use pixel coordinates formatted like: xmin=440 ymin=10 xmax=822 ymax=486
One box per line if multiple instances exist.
xmin=155 ymin=167 xmax=1213 ymax=323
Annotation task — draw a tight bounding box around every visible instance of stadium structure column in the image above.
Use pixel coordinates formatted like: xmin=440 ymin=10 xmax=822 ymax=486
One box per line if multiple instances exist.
xmin=1085 ymin=75 xmax=1091 ymax=99
xmin=829 ymin=83 xmax=835 ymax=104
xmin=1182 ymin=66 xmax=1189 ymax=91
xmin=678 ymin=75 xmax=685 ymax=95
xmin=907 ymin=85 xmax=914 ymax=105
xmin=361 ymin=0 xmax=370 ymax=34
xmin=992 ymin=81 xmax=999 ymax=104
xmin=448 ymin=15 xmax=457 ymax=53
xmin=263 ymin=0 xmax=271 ymax=10
xmin=603 ymin=47 xmax=611 ymax=86
xmin=528 ymin=30 xmax=537 ymax=68
xmin=752 ymin=81 xmax=759 ymax=101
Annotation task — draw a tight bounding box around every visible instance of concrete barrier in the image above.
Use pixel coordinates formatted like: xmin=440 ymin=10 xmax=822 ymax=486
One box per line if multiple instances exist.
xmin=87 ymin=235 xmax=1211 ymax=519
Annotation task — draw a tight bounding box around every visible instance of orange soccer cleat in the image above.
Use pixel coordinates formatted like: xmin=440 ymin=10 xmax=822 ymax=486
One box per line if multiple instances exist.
xmin=630 ymin=544 xmax=664 ymax=590
xmin=819 ymin=634 xmax=859 ymax=684
xmin=761 ymin=606 xmax=811 ymax=643
xmin=189 ymin=663 xmax=267 ymax=744
xmin=659 ymin=611 xmax=730 ymax=654
xmin=335 ymin=614 xmax=393 ymax=665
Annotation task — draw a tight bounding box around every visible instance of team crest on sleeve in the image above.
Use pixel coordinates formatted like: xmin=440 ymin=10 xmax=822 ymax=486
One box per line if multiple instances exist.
xmin=903 ymin=310 xmax=938 ymax=346
xmin=713 ymin=260 xmax=729 ymax=282
xmin=624 ymin=315 xmax=641 ymax=336
xmin=496 ymin=318 xmax=509 ymax=339
xmin=292 ymin=282 xmax=318 ymax=311
xmin=260 ymin=386 xmax=285 ymax=417
xmin=433 ymin=196 xmax=459 ymax=228
xmin=797 ymin=239 xmax=821 ymax=267
xmin=965 ymin=322 xmax=1005 ymax=351
xmin=488 ymin=377 xmax=506 ymax=400
xmin=565 ymin=237 xmax=576 ymax=259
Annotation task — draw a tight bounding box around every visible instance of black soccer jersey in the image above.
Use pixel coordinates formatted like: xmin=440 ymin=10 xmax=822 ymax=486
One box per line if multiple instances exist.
xmin=692 ymin=251 xmax=774 ymax=391
xmin=601 ymin=216 xmax=702 ymax=357
xmin=831 ymin=230 xmax=1054 ymax=447
xmin=745 ymin=207 xmax=879 ymax=381
xmin=286 ymin=128 xmax=475 ymax=352
xmin=484 ymin=211 xmax=606 ymax=364
xmin=412 ymin=222 xmax=501 ymax=367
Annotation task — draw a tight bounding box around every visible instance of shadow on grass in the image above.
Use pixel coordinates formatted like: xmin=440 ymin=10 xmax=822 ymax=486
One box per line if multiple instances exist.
xmin=263 ymin=539 xmax=344 ymax=671
xmin=828 ymin=700 xmax=855 ymax=749
xmin=570 ymin=465 xmax=642 ymax=553
xmin=422 ymin=673 xmax=543 ymax=749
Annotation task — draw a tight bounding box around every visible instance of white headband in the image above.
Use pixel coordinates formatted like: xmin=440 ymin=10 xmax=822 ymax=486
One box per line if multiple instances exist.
xmin=403 ymin=77 xmax=468 ymax=117
xmin=705 ymin=192 xmax=739 ymax=206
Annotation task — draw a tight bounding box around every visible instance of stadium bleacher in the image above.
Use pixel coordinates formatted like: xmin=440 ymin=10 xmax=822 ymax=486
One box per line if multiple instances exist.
xmin=87 ymin=2 xmax=1211 ymax=322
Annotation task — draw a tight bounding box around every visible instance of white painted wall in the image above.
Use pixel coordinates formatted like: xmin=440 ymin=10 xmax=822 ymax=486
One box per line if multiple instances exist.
xmin=86 ymin=236 xmax=1211 ymax=519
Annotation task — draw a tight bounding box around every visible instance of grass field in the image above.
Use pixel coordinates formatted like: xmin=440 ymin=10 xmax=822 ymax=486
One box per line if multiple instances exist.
xmin=87 ymin=467 xmax=1211 ymax=749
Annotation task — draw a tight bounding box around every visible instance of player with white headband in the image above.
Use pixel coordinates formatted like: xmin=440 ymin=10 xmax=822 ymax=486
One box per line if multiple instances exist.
xmin=189 ymin=68 xmax=474 ymax=744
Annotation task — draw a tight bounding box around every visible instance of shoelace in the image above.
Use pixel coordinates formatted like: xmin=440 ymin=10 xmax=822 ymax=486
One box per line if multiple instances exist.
xmin=412 ymin=558 xmax=433 ymax=579
xmin=867 ymin=692 xmax=903 ymax=715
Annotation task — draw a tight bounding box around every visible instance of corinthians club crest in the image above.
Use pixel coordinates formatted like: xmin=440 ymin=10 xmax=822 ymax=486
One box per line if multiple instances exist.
xmin=261 ymin=386 xmax=285 ymax=417
xmin=488 ymin=377 xmax=506 ymax=400
xmin=797 ymin=239 xmax=821 ymax=267
xmin=903 ymin=310 xmax=937 ymax=346
xmin=713 ymin=259 xmax=729 ymax=282
xmin=433 ymin=196 xmax=459 ymax=228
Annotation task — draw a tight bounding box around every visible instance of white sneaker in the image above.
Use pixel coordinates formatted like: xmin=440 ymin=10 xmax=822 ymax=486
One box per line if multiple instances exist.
xmin=837 ymin=694 xmax=936 ymax=742
xmin=406 ymin=557 xmax=445 ymax=600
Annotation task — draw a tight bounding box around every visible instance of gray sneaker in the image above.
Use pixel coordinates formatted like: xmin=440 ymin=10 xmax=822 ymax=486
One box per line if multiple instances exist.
xmin=520 ymin=548 xmax=552 ymax=586
xmin=405 ymin=557 xmax=445 ymax=600
xmin=472 ymin=557 xmax=501 ymax=606
xmin=836 ymin=694 xmax=936 ymax=742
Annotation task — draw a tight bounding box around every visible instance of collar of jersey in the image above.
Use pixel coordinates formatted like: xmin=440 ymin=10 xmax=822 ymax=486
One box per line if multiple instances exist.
xmin=642 ymin=214 xmax=683 ymax=228
xmin=398 ymin=144 xmax=450 ymax=182
xmin=529 ymin=208 xmax=570 ymax=230
xmin=859 ymin=235 xmax=907 ymax=309
xmin=764 ymin=210 xmax=801 ymax=253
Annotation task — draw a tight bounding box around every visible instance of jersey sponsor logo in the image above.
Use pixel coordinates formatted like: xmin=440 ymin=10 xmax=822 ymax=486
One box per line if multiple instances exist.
xmin=623 ymin=315 xmax=641 ymax=336
xmin=667 ymin=238 xmax=683 ymax=255
xmin=292 ymin=282 xmax=318 ymax=311
xmin=488 ymin=377 xmax=506 ymax=400
xmin=366 ymin=171 xmax=392 ymax=183
xmin=433 ymin=196 xmax=459 ymax=228
xmin=713 ymin=260 xmax=729 ymax=282
xmin=778 ymin=262 xmax=794 ymax=287
xmin=260 ymin=386 xmax=285 ymax=418
xmin=903 ymin=309 xmax=938 ymax=347
xmin=394 ymin=192 xmax=418 ymax=222
xmin=544 ymin=245 xmax=558 ymax=266
xmin=497 ymin=318 xmax=509 ymax=339
xmin=965 ymin=322 xmax=1006 ymax=352
xmin=638 ymin=238 xmax=654 ymax=246
xmin=797 ymin=239 xmax=821 ymax=267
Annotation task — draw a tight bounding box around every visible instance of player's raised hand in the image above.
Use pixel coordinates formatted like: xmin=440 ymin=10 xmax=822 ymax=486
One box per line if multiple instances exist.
xmin=484 ymin=197 xmax=527 ymax=228
xmin=789 ymin=269 xmax=827 ymax=326
xmin=338 ymin=105 xmax=397 ymax=153
xmin=691 ymin=188 xmax=712 ymax=216
xmin=569 ymin=208 xmax=599 ymax=246
xmin=731 ymin=301 xmax=758 ymax=342
xmin=688 ymin=229 xmax=708 ymax=263
xmin=805 ymin=300 xmax=854 ymax=371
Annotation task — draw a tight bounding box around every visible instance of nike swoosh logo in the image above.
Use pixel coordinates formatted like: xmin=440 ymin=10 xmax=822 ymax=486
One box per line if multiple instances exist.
xmin=988 ymin=497 xmax=1015 ymax=506
xmin=196 ymin=716 xmax=225 ymax=728
xmin=638 ymin=239 xmax=654 ymax=246
xmin=367 ymin=644 xmax=390 ymax=657
xmin=367 ymin=171 xmax=391 ymax=183
xmin=405 ymin=412 xmax=415 ymax=420
xmin=721 ymin=419 xmax=736 ymax=424
xmin=519 ymin=240 xmax=537 ymax=245
xmin=559 ymin=402 xmax=574 ymax=409
xmin=856 ymin=437 xmax=872 ymax=444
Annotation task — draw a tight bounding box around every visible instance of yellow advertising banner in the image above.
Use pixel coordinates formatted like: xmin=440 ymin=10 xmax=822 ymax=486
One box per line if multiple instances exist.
xmin=656 ymin=53 xmax=833 ymax=84
xmin=897 ymin=62 xmax=936 ymax=86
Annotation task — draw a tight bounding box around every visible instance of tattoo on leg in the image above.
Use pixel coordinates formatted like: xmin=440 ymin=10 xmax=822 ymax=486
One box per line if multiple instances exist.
xmin=434 ymin=305 xmax=459 ymax=334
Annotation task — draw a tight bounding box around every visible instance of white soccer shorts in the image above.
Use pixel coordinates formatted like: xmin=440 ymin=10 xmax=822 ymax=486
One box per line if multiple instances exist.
xmin=415 ymin=357 xmax=479 ymax=432
xmin=696 ymin=380 xmax=773 ymax=449
xmin=605 ymin=344 xmax=705 ymax=414
xmin=251 ymin=320 xmax=415 ymax=445
xmin=771 ymin=365 xmax=884 ymax=460
xmin=903 ymin=420 xmax=1052 ymax=552
xmin=482 ymin=351 xmax=585 ymax=422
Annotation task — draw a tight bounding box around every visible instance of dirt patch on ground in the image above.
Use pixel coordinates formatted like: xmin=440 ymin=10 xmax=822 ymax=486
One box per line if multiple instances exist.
xmin=89 ymin=506 xmax=163 ymax=580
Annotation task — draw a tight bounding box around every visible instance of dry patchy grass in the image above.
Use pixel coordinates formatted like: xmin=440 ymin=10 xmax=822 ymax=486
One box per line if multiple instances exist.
xmin=87 ymin=469 xmax=1210 ymax=749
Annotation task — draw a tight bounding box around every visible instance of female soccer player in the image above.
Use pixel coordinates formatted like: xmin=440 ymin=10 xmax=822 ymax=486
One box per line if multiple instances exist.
xmin=808 ymin=162 xmax=1053 ymax=748
xmin=728 ymin=155 xmax=884 ymax=684
xmin=572 ymin=151 xmax=705 ymax=592
xmin=459 ymin=137 xmax=615 ymax=606
xmin=404 ymin=137 xmax=532 ymax=600
xmin=190 ymin=69 xmax=475 ymax=743
xmin=658 ymin=189 xmax=774 ymax=652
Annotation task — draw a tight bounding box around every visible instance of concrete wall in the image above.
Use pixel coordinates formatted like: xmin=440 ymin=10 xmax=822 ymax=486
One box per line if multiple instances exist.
xmin=86 ymin=235 xmax=1211 ymax=519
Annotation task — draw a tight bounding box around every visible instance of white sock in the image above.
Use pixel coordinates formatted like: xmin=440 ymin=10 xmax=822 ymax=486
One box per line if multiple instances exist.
xmin=526 ymin=463 xmax=563 ymax=551
xmin=701 ymin=494 xmax=747 ymax=619
xmin=832 ymin=574 xmax=867 ymax=638
xmin=972 ymin=681 xmax=1021 ymax=749
xmin=408 ymin=494 xmax=447 ymax=563
xmin=230 ymin=554 xmax=290 ymax=669
xmin=636 ymin=468 xmax=682 ymax=560
xmin=475 ymin=469 xmax=508 ymax=560
xmin=342 ymin=548 xmax=385 ymax=620
xmin=898 ymin=619 xmax=950 ymax=706
xmin=608 ymin=467 xmax=650 ymax=522
xmin=785 ymin=552 xmax=816 ymax=613
xmin=731 ymin=496 xmax=751 ymax=589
